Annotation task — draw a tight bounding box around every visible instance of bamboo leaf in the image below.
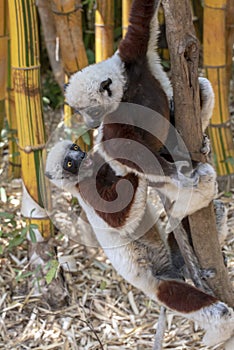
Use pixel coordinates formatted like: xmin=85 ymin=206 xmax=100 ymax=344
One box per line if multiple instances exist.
xmin=29 ymin=226 xmax=37 ymax=243
xmin=45 ymin=259 xmax=59 ymax=284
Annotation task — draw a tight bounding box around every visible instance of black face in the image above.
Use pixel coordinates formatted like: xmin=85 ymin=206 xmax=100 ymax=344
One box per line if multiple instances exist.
xmin=63 ymin=143 xmax=86 ymax=175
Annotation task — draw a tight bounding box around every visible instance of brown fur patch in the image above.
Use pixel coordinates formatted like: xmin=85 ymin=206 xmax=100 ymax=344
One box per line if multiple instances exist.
xmin=76 ymin=154 xmax=140 ymax=228
xmin=157 ymin=280 xmax=218 ymax=313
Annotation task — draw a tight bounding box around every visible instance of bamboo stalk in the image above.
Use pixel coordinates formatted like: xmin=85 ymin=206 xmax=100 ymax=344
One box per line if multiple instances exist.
xmin=51 ymin=0 xmax=90 ymax=151
xmin=51 ymin=0 xmax=88 ymax=75
xmin=8 ymin=0 xmax=52 ymax=239
xmin=37 ymin=0 xmax=64 ymax=90
xmin=122 ymin=0 xmax=132 ymax=37
xmin=158 ymin=5 xmax=170 ymax=62
xmin=5 ymin=44 xmax=21 ymax=178
xmin=190 ymin=0 xmax=203 ymax=43
xmin=95 ymin=0 xmax=114 ymax=62
xmin=203 ymin=0 xmax=234 ymax=177
xmin=226 ymin=0 xmax=234 ymax=90
xmin=0 ymin=0 xmax=8 ymax=148
xmin=4 ymin=2 xmax=21 ymax=178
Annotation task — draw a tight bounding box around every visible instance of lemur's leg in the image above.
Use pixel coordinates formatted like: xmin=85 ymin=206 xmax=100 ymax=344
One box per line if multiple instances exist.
xmin=154 ymin=162 xmax=217 ymax=220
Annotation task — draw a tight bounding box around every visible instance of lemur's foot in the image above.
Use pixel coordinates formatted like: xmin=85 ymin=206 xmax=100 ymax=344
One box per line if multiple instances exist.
xmin=200 ymin=134 xmax=211 ymax=155
xmin=200 ymin=267 xmax=216 ymax=280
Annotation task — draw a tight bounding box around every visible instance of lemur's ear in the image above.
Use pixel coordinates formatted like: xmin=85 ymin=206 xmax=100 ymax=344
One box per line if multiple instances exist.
xmin=99 ymin=78 xmax=112 ymax=97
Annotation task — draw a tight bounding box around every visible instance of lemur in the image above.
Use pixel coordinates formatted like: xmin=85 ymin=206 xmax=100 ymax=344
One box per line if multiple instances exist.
xmin=45 ymin=140 xmax=233 ymax=346
xmin=64 ymin=0 xmax=216 ymax=220
xmin=46 ymin=0 xmax=233 ymax=346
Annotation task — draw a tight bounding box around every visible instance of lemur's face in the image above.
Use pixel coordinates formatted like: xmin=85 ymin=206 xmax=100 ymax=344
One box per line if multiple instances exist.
xmin=65 ymin=53 xmax=126 ymax=128
xmin=45 ymin=140 xmax=93 ymax=192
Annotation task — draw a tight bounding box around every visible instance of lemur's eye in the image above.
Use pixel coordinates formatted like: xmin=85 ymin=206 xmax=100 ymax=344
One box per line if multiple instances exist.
xmin=70 ymin=143 xmax=80 ymax=151
xmin=67 ymin=161 xmax=72 ymax=168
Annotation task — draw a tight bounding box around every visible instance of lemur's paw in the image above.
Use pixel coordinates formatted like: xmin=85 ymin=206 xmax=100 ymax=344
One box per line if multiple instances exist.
xmin=199 ymin=268 xmax=216 ymax=280
xmin=200 ymin=134 xmax=211 ymax=155
xmin=196 ymin=162 xmax=216 ymax=179
xmin=195 ymin=163 xmax=218 ymax=200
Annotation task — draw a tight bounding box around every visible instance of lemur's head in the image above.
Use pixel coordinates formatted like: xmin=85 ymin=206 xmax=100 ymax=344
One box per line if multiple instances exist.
xmin=65 ymin=52 xmax=126 ymax=128
xmin=45 ymin=140 xmax=93 ymax=194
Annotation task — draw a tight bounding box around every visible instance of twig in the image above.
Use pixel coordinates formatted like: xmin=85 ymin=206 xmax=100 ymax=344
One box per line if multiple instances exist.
xmin=153 ymin=306 xmax=166 ymax=350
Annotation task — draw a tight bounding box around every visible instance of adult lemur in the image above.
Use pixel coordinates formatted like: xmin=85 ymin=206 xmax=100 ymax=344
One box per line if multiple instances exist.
xmin=64 ymin=0 xmax=216 ymax=219
xmin=46 ymin=0 xmax=233 ymax=346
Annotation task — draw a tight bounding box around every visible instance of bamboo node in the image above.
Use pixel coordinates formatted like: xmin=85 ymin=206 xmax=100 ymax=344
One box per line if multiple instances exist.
xmin=8 ymin=161 xmax=21 ymax=168
xmin=203 ymin=64 xmax=227 ymax=69
xmin=52 ymin=5 xmax=82 ymax=16
xmin=12 ymin=65 xmax=40 ymax=71
xmin=16 ymin=140 xmax=45 ymax=154
xmin=204 ymin=4 xmax=226 ymax=11
xmin=209 ymin=120 xmax=231 ymax=128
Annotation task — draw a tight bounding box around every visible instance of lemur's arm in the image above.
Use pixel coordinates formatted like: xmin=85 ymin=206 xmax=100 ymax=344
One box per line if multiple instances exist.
xmin=118 ymin=0 xmax=160 ymax=63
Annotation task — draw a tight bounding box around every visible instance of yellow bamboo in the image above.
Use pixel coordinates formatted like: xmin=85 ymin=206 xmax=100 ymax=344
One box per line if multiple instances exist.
xmin=5 ymin=59 xmax=21 ymax=178
xmin=95 ymin=0 xmax=114 ymax=62
xmin=3 ymin=2 xmax=21 ymax=178
xmin=203 ymin=0 xmax=234 ymax=176
xmin=122 ymin=0 xmax=132 ymax=37
xmin=8 ymin=0 xmax=52 ymax=238
xmin=191 ymin=0 xmax=203 ymax=43
xmin=0 ymin=0 xmax=8 ymax=147
xmin=226 ymin=0 xmax=234 ymax=90
xmin=158 ymin=5 xmax=170 ymax=61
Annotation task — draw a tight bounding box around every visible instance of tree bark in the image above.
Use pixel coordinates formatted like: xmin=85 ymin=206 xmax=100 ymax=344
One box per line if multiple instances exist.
xmin=162 ymin=0 xmax=233 ymax=306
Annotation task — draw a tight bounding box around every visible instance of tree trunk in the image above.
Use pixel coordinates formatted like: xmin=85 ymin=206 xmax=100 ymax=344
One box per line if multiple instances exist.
xmin=162 ymin=0 xmax=233 ymax=306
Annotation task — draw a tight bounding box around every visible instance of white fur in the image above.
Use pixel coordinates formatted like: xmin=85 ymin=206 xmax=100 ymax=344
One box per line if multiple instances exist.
xmin=65 ymin=52 xmax=126 ymax=113
xmin=147 ymin=10 xmax=173 ymax=101
xmin=198 ymin=77 xmax=215 ymax=132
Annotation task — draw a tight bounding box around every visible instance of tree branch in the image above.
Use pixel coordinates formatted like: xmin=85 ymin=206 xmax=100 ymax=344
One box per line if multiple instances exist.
xmin=162 ymin=0 xmax=233 ymax=306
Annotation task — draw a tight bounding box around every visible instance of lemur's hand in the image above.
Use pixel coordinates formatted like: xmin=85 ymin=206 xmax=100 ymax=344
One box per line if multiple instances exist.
xmin=200 ymin=134 xmax=211 ymax=156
